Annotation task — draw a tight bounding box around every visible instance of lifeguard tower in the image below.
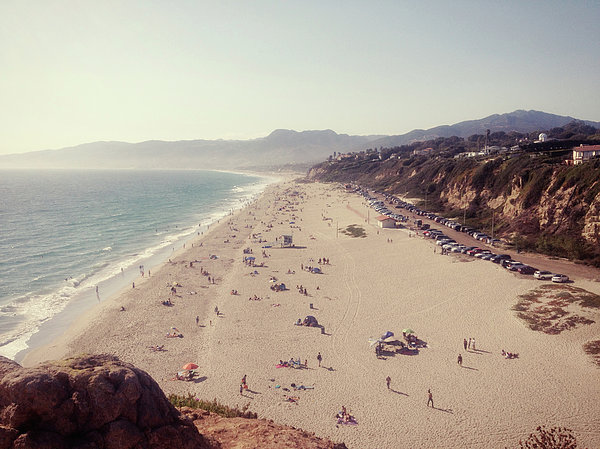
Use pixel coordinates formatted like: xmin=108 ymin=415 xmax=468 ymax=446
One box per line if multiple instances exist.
xmin=281 ymin=235 xmax=293 ymax=247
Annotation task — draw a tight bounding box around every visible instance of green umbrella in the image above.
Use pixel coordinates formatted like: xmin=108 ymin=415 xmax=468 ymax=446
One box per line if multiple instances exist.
xmin=402 ymin=328 xmax=415 ymax=335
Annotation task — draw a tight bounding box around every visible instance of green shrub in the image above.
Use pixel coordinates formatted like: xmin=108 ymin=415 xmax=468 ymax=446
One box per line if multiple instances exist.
xmin=168 ymin=394 xmax=257 ymax=419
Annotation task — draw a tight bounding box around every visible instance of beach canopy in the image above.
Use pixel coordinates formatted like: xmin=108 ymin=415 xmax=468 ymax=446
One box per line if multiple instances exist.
xmin=402 ymin=328 xmax=415 ymax=335
xmin=311 ymin=267 xmax=322 ymax=274
xmin=381 ymin=331 xmax=394 ymax=341
xmin=303 ymin=315 xmax=319 ymax=327
xmin=245 ymin=256 xmax=255 ymax=260
xmin=182 ymin=363 xmax=198 ymax=370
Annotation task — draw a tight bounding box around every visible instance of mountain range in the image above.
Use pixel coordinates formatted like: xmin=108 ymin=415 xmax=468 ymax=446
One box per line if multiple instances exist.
xmin=1 ymin=110 xmax=598 ymax=170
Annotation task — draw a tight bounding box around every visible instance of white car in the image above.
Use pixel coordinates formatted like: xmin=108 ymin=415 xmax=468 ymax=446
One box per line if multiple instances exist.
xmin=534 ymin=270 xmax=553 ymax=280
xmin=551 ymin=274 xmax=569 ymax=283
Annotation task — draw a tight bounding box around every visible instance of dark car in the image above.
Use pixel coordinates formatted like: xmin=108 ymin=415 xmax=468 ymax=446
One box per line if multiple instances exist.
xmin=517 ymin=265 xmax=536 ymax=275
xmin=501 ymin=259 xmax=515 ymax=268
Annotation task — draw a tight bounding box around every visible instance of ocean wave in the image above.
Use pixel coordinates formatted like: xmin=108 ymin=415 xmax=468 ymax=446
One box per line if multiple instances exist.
xmin=0 ymin=170 xmax=277 ymax=361
xmin=0 ymin=283 xmax=80 ymax=359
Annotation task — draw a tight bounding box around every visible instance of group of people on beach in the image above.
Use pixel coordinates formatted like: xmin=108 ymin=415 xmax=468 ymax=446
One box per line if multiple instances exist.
xmin=336 ymin=405 xmax=357 ymax=425
xmin=296 ymin=285 xmax=308 ymax=295
xmin=278 ymin=358 xmax=307 ymax=368
xmin=501 ymin=349 xmax=519 ymax=359
xmin=463 ymin=337 xmax=476 ymax=351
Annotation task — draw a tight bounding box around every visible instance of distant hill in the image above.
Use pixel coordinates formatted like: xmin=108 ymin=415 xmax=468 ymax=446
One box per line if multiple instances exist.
xmin=1 ymin=110 xmax=598 ymax=170
xmin=0 ymin=130 xmax=379 ymax=170
xmin=366 ymin=110 xmax=600 ymax=149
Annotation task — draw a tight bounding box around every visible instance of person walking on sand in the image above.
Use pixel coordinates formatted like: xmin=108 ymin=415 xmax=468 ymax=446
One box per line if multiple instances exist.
xmin=386 ymin=376 xmax=391 ymax=389
xmin=457 ymin=354 xmax=463 ymax=366
xmin=196 ymin=315 xmax=199 ymax=326
xmin=427 ymin=389 xmax=434 ymax=407
xmin=463 ymin=338 xmax=467 ymax=351
xmin=471 ymin=338 xmax=476 ymax=351
xmin=468 ymin=337 xmax=472 ymax=350
xmin=317 ymin=352 xmax=322 ymax=367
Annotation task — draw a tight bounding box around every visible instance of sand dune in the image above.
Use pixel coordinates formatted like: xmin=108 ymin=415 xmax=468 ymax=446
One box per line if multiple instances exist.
xmin=23 ymin=180 xmax=600 ymax=448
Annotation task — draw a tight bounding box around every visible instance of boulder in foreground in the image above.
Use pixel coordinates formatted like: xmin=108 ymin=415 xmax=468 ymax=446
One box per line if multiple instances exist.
xmin=0 ymin=354 xmax=209 ymax=449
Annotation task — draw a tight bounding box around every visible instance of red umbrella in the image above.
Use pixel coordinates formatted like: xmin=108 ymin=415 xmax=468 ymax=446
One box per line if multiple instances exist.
xmin=182 ymin=363 xmax=198 ymax=370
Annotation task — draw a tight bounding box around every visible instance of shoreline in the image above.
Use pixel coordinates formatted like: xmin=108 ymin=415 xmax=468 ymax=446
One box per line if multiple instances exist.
xmin=21 ymin=179 xmax=600 ymax=449
xmin=14 ymin=171 xmax=285 ymax=363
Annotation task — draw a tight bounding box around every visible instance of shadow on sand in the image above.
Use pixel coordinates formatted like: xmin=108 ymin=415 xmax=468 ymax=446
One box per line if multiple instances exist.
xmin=461 ymin=365 xmax=479 ymax=371
xmin=390 ymin=389 xmax=408 ymax=396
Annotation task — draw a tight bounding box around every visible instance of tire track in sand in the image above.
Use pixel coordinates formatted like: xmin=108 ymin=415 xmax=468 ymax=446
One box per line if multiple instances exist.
xmin=315 ymin=229 xmax=364 ymax=371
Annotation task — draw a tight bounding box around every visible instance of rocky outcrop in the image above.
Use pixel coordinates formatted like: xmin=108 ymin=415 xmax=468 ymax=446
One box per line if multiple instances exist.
xmin=180 ymin=408 xmax=348 ymax=449
xmin=0 ymin=354 xmax=209 ymax=449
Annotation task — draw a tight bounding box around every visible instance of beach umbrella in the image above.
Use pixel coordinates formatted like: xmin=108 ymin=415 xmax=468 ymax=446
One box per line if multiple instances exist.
xmin=182 ymin=363 xmax=198 ymax=370
xmin=402 ymin=328 xmax=415 ymax=335
xmin=381 ymin=331 xmax=394 ymax=341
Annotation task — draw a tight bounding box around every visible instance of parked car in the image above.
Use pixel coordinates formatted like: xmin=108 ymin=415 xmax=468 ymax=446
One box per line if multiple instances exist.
xmin=461 ymin=246 xmax=476 ymax=254
xmin=501 ymin=259 xmax=516 ymax=268
xmin=508 ymin=263 xmax=526 ymax=271
xmin=466 ymin=248 xmax=483 ymax=256
xmin=534 ymin=270 xmax=553 ymax=280
xmin=517 ymin=265 xmax=536 ymax=275
xmin=552 ymin=274 xmax=569 ymax=283
xmin=474 ymin=250 xmax=492 ymax=258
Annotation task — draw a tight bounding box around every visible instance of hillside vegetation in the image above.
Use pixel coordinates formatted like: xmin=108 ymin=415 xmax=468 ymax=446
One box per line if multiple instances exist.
xmin=308 ymin=122 xmax=600 ymax=266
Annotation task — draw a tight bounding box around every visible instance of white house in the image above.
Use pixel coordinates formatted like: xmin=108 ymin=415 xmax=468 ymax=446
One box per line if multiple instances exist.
xmin=376 ymin=215 xmax=396 ymax=228
xmin=573 ymin=144 xmax=600 ymax=165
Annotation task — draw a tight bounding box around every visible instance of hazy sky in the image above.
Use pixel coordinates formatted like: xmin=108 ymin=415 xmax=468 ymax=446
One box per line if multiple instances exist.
xmin=1 ymin=1 xmax=599 ymax=155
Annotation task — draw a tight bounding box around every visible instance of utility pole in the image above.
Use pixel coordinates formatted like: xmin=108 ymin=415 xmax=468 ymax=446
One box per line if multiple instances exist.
xmin=491 ymin=210 xmax=495 ymax=246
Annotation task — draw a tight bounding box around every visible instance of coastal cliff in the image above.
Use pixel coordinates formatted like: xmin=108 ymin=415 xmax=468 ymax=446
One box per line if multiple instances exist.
xmin=0 ymin=355 xmax=346 ymax=449
xmin=307 ymin=153 xmax=600 ymax=265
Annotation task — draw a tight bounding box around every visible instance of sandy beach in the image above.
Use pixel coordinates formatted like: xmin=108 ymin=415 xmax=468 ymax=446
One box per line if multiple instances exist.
xmin=23 ymin=179 xmax=600 ymax=449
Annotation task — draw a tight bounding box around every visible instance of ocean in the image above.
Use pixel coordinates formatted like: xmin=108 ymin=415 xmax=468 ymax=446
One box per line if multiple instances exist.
xmin=0 ymin=169 xmax=273 ymax=361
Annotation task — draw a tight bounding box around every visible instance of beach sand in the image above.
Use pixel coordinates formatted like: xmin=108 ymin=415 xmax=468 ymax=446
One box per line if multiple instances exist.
xmin=23 ymin=180 xmax=600 ymax=449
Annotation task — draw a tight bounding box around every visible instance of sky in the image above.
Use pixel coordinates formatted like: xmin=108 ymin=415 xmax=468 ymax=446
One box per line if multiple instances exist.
xmin=1 ymin=1 xmax=599 ymax=155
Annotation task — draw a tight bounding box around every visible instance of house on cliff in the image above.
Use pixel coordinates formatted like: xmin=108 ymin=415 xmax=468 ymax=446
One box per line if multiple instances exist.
xmin=573 ymin=144 xmax=600 ymax=165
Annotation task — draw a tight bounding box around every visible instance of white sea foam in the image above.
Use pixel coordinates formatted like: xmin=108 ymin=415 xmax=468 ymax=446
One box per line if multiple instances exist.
xmin=0 ymin=170 xmax=276 ymax=361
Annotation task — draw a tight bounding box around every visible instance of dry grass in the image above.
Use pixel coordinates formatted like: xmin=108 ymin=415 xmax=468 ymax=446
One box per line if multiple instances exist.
xmin=583 ymin=340 xmax=600 ymax=367
xmin=513 ymin=285 xmax=598 ymax=335
xmin=341 ymin=224 xmax=367 ymax=238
